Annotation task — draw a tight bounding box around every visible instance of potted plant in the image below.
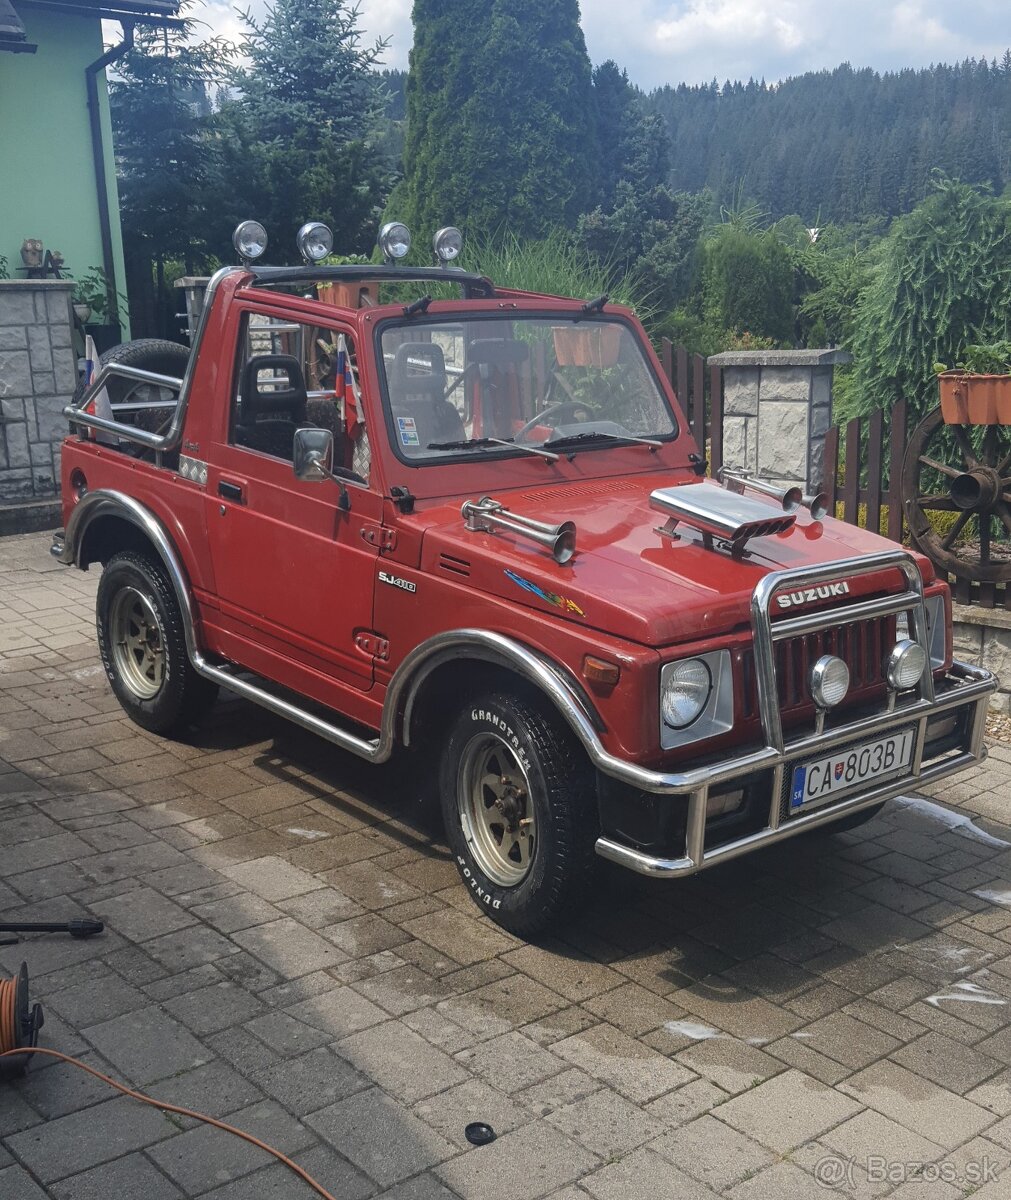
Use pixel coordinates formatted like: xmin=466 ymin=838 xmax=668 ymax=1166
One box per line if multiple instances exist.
xmin=934 ymin=341 xmax=1011 ymax=424
xmin=74 ymin=267 xmax=126 ymax=353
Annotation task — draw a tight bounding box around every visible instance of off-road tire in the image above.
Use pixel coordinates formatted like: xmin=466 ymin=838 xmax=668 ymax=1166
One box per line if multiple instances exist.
xmin=97 ymin=551 xmax=217 ymax=735
xmin=439 ymin=690 xmax=598 ymax=937
xmin=74 ymin=339 xmax=190 ymax=440
xmin=73 ymin=338 xmax=190 ymax=404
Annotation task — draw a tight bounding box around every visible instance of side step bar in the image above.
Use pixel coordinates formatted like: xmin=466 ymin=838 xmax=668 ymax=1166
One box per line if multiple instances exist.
xmin=192 ymin=660 xmax=383 ymax=762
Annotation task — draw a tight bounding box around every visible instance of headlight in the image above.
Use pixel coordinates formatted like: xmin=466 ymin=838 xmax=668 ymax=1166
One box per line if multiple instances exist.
xmin=379 ymin=221 xmax=412 ymax=261
xmin=886 ymin=639 xmax=927 ymax=691
xmin=661 ymin=658 xmax=713 ymax=729
xmin=232 ymin=220 xmax=267 ymax=262
xmin=433 ymin=226 xmax=463 ymax=264
xmin=810 ymin=655 xmax=850 ymax=708
xmin=297 ymin=222 xmax=333 ymax=263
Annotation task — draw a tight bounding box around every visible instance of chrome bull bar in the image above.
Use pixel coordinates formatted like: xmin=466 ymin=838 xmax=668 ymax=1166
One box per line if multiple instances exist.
xmin=596 ymin=550 xmax=997 ymax=878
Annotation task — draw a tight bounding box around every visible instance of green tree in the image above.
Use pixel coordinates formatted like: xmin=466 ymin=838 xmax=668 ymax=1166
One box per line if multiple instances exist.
xmin=393 ymin=0 xmax=595 ymax=239
xmin=110 ymin=11 xmax=233 ymax=331
xmin=217 ymin=0 xmax=395 ymax=260
xmin=850 ymin=177 xmax=1011 ymax=420
xmin=576 ymin=184 xmax=707 ymax=318
xmin=701 ymin=225 xmax=795 ymax=344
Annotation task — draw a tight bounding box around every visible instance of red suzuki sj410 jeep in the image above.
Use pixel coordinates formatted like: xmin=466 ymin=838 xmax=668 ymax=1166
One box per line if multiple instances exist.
xmin=52 ymin=219 xmax=997 ymax=935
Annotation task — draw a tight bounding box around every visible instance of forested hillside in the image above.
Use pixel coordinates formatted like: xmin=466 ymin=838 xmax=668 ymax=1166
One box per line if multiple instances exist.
xmin=645 ymin=56 xmax=1011 ymax=222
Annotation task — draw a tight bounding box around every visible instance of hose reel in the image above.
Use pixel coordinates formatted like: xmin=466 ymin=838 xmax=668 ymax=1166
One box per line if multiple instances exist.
xmin=0 ymin=963 xmax=44 ymax=1076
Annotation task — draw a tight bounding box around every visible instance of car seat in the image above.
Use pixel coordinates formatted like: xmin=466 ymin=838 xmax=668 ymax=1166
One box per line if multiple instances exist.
xmin=235 ymin=354 xmax=308 ymax=460
xmin=389 ymin=342 xmax=465 ymax=451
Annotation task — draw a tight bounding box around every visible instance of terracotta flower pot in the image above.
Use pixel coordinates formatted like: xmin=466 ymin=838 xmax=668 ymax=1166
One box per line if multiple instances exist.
xmin=937 ymin=371 xmax=1011 ymax=424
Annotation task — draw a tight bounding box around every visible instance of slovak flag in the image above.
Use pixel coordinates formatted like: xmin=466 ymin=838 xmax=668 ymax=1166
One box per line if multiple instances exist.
xmin=81 ymin=335 xmax=118 ymax=445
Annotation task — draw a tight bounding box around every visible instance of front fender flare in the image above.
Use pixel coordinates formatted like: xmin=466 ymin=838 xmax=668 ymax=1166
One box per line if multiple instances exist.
xmin=390 ymin=629 xmax=605 ymax=758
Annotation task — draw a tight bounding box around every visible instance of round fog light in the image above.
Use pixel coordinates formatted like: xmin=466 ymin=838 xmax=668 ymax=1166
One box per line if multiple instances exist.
xmin=379 ymin=221 xmax=412 ymax=261
xmin=232 ymin=220 xmax=267 ymax=262
xmin=297 ymin=222 xmax=333 ymax=263
xmin=810 ymin=655 xmax=850 ymax=708
xmin=433 ymin=226 xmax=463 ymax=264
xmin=661 ymin=658 xmax=712 ymax=729
xmin=886 ymin=639 xmax=927 ymax=691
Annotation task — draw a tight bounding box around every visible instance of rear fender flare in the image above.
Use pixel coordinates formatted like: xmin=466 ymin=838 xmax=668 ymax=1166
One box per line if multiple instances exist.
xmin=62 ymin=489 xmax=201 ymax=661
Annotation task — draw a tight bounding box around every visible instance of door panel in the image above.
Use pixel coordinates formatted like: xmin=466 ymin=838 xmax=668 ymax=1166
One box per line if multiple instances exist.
xmin=203 ymin=306 xmax=381 ymax=692
xmin=206 ymin=448 xmax=381 ymax=690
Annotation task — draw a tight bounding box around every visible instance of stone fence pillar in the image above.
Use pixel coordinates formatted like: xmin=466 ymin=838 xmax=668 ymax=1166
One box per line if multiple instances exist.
xmin=0 ymin=280 xmax=76 ymax=502
xmin=707 ymin=349 xmax=852 ymax=493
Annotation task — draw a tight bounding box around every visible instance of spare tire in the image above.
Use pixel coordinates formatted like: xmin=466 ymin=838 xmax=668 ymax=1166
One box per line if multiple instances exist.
xmin=73 ymin=338 xmax=191 ymax=436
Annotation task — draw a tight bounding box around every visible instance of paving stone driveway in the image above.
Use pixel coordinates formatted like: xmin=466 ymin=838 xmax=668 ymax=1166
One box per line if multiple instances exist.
xmin=2 ymin=528 xmax=1011 ymax=1200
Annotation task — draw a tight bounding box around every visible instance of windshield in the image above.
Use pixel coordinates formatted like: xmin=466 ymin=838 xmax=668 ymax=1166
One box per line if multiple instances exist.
xmin=379 ymin=316 xmax=678 ymax=462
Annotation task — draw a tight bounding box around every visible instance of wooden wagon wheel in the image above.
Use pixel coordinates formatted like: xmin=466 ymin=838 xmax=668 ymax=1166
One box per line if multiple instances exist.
xmin=901 ymin=405 xmax=1011 ymax=584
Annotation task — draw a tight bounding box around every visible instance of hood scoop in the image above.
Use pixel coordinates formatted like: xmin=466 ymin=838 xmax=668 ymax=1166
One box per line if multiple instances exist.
xmin=651 ymin=484 xmax=795 ymax=554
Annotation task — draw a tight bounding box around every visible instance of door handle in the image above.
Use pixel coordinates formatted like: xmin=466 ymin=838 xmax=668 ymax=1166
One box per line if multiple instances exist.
xmin=218 ymin=480 xmax=244 ymax=502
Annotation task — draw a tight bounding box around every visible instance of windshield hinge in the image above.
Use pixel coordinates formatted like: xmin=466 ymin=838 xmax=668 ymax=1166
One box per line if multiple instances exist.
xmin=389 ymin=486 xmax=415 ymax=514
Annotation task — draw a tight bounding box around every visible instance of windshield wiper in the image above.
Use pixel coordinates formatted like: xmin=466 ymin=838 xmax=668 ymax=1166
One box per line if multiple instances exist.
xmin=544 ymin=430 xmax=662 ymax=453
xmin=427 ymin=436 xmax=559 ymax=463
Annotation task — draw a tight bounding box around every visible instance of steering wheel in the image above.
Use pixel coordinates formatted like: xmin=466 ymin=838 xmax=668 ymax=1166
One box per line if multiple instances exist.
xmin=514 ymin=400 xmax=596 ymax=442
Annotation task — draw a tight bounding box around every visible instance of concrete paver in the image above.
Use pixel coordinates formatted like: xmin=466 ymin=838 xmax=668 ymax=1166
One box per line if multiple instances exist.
xmin=1 ymin=527 xmax=1011 ymax=1198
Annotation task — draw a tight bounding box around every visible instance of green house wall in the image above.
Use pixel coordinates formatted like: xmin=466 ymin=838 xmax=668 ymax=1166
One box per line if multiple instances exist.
xmin=0 ymin=6 xmax=129 ymax=335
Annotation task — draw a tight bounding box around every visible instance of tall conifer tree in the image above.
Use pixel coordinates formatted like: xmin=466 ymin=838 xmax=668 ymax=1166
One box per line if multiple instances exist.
xmin=395 ymin=0 xmax=595 ymax=238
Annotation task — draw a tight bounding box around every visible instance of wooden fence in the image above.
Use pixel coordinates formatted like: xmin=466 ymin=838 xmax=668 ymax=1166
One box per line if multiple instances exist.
xmin=660 ymin=339 xmax=722 ymax=478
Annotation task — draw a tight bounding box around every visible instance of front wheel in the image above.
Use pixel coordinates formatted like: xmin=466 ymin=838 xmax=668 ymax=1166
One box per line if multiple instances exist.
xmin=439 ymin=691 xmax=598 ymax=937
xmin=96 ymin=551 xmax=217 ymax=735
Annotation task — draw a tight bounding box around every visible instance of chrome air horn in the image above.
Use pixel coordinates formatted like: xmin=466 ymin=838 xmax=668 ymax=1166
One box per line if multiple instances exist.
xmin=720 ymin=469 xmax=828 ymax=522
xmin=461 ymin=497 xmax=577 ymax=565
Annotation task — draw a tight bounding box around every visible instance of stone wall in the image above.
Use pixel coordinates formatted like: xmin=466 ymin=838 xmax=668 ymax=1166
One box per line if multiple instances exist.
xmin=0 ymin=280 xmax=76 ymax=502
xmin=709 ymin=349 xmax=851 ymax=493
xmin=952 ymin=604 xmax=1011 ymax=714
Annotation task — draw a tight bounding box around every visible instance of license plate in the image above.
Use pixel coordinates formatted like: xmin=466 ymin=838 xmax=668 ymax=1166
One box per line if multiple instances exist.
xmin=790 ymin=727 xmax=916 ymax=811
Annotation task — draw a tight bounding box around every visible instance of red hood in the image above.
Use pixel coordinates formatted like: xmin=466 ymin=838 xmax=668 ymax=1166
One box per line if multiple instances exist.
xmin=416 ymin=476 xmax=934 ymax=648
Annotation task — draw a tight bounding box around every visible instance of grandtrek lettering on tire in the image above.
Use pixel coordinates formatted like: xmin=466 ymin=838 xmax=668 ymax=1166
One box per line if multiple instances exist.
xmin=378 ymin=570 xmax=417 ymax=593
xmin=776 ymin=581 xmax=851 ymax=609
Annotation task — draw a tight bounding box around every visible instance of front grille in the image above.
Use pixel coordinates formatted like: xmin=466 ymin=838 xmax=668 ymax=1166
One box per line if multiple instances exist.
xmin=742 ymin=613 xmax=897 ymax=718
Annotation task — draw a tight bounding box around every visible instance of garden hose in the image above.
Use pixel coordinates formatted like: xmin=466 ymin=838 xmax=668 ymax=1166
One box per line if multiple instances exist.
xmin=0 ymin=966 xmax=341 ymax=1200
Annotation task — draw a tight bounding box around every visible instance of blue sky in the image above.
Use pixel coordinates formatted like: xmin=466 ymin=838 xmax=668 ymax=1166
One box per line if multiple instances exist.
xmin=194 ymin=0 xmax=1010 ymax=90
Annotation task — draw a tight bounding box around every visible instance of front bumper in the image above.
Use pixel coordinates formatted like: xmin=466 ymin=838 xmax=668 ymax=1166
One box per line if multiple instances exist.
xmin=589 ymin=548 xmax=998 ymax=878
xmin=594 ymin=660 xmax=995 ymax=877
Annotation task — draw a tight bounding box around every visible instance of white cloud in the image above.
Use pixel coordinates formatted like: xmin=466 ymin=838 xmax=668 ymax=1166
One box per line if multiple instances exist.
xmin=887 ymin=1 xmax=961 ymax=53
xmin=169 ymin=1 xmax=1011 ymax=91
xmin=653 ymin=0 xmax=806 ymax=53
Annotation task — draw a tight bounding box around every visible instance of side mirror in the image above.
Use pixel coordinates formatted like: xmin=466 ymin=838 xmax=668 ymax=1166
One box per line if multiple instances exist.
xmin=293 ymin=426 xmax=350 ymax=510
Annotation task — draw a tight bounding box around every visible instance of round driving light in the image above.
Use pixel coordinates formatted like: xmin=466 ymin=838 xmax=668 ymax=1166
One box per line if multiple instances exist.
xmin=886 ymin=639 xmax=927 ymax=691
xmin=433 ymin=226 xmax=463 ymax=264
xmin=379 ymin=221 xmax=412 ymax=261
xmin=297 ymin=222 xmax=333 ymax=263
xmin=232 ymin=220 xmax=267 ymax=262
xmin=810 ymin=655 xmax=850 ymax=709
xmin=661 ymin=659 xmax=712 ymax=729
